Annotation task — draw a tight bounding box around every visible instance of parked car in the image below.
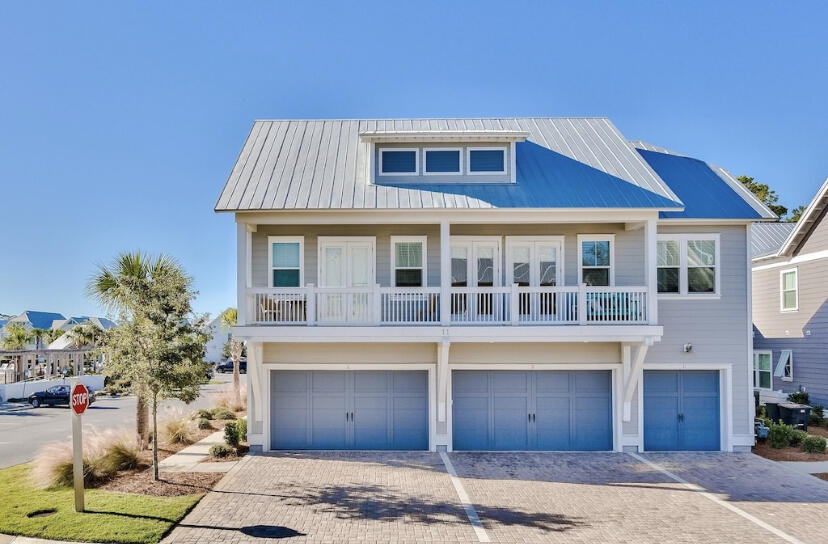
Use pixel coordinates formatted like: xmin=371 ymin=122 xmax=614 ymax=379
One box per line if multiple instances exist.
xmin=216 ymin=359 xmax=246 ymax=374
xmin=29 ymin=385 xmax=95 ymax=408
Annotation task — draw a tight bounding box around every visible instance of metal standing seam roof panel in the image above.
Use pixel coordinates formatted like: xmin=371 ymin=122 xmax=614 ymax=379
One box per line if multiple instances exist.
xmin=751 ymin=222 xmax=797 ymax=259
xmin=215 ymin=118 xmax=686 ymax=211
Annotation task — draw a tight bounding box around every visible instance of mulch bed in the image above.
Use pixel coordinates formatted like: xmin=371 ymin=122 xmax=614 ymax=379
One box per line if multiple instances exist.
xmin=806 ymin=425 xmax=828 ymax=439
xmin=752 ymin=441 xmax=828 ymax=462
xmin=97 ymin=469 xmax=224 ymax=497
xmin=813 ymin=473 xmax=828 ymax=482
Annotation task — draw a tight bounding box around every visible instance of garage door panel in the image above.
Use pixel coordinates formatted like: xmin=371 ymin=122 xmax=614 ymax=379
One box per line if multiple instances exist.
xmin=535 ymin=396 xmax=571 ymax=450
xmin=535 ymin=371 xmax=569 ymax=393
xmin=681 ymin=396 xmax=720 ymax=451
xmin=493 ymin=396 xmax=529 ymax=450
xmin=644 ymin=370 xmax=720 ymax=451
xmin=271 ymin=370 xmax=427 ymax=450
xmin=681 ymin=371 xmax=719 ymax=394
xmin=573 ymin=397 xmax=612 ymax=450
xmin=573 ymin=370 xmax=611 ymax=393
xmin=453 ymin=394 xmax=489 ymax=450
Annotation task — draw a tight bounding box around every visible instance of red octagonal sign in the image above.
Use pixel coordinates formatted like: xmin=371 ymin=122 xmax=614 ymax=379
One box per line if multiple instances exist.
xmin=71 ymin=384 xmax=89 ymax=415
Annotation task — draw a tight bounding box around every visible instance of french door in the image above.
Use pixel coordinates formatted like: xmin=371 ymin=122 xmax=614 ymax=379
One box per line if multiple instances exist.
xmin=451 ymin=238 xmax=501 ymax=321
xmin=507 ymin=238 xmax=563 ymax=320
xmin=318 ymin=237 xmax=375 ymax=323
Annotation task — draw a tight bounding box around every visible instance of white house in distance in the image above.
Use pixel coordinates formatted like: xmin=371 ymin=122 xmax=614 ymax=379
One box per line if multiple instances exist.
xmin=204 ymin=314 xmax=231 ymax=363
xmin=216 ymin=118 xmax=775 ymax=453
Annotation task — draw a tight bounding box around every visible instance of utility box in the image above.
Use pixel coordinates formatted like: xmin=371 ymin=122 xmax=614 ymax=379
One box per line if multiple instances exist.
xmin=778 ymin=402 xmax=811 ymax=430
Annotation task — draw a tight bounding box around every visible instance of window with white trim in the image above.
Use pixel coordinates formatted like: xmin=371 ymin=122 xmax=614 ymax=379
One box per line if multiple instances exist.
xmin=467 ymin=147 xmax=506 ymax=174
xmin=424 ymin=148 xmax=461 ymax=175
xmin=753 ymin=350 xmax=772 ymax=390
xmin=268 ymin=237 xmax=303 ymax=287
xmin=780 ymin=268 xmax=798 ymax=311
xmin=379 ymin=149 xmax=418 ymax=175
xmin=391 ymin=236 xmax=426 ymax=287
xmin=775 ymin=350 xmax=793 ymax=381
xmin=578 ymin=235 xmax=614 ymax=286
xmin=656 ymin=234 xmax=720 ymax=296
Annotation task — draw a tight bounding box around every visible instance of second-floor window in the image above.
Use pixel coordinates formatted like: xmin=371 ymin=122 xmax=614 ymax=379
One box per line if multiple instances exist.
xmin=380 ymin=149 xmax=418 ymax=175
xmin=424 ymin=149 xmax=461 ymax=175
xmin=657 ymin=235 xmax=719 ymax=296
xmin=391 ymin=236 xmax=426 ymax=287
xmin=268 ymin=237 xmax=303 ymax=287
xmin=780 ymin=268 xmax=798 ymax=311
xmin=467 ymin=147 xmax=506 ymax=174
xmin=578 ymin=235 xmax=614 ymax=286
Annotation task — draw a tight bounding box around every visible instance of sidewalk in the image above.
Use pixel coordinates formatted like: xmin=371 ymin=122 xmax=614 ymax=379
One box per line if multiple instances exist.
xmin=0 ymin=535 xmax=81 ymax=544
xmin=0 ymin=402 xmax=29 ymax=413
xmin=157 ymin=430 xmax=237 ymax=473
xmin=778 ymin=459 xmax=828 ymax=475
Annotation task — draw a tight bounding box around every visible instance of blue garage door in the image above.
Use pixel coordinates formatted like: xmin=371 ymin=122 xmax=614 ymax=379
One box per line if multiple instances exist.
xmin=452 ymin=370 xmax=612 ymax=451
xmin=270 ymin=370 xmax=428 ymax=450
xmin=643 ymin=370 xmax=720 ymax=451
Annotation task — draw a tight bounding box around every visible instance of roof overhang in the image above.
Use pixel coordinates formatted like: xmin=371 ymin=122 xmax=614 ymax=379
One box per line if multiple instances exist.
xmin=359 ymin=130 xmax=529 ymax=143
xmin=777 ymin=176 xmax=828 ymax=257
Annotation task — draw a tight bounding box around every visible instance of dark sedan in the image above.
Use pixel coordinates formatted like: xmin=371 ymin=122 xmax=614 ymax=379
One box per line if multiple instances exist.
xmin=216 ymin=359 xmax=246 ymax=374
xmin=28 ymin=385 xmax=95 ymax=408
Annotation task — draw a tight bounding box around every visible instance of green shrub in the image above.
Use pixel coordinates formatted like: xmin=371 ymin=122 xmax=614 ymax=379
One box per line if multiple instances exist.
xmin=768 ymin=423 xmax=795 ymax=449
xmin=809 ymin=404 xmax=824 ymax=426
xmin=194 ymin=409 xmax=213 ymax=421
xmin=99 ymin=435 xmax=143 ymax=472
xmin=196 ymin=417 xmax=213 ymax=430
xmin=224 ymin=421 xmax=240 ymax=448
xmin=212 ymin=408 xmax=236 ymax=420
xmin=209 ymin=444 xmax=232 ymax=458
xmin=757 ymin=405 xmax=768 ymax=419
xmin=237 ymin=418 xmax=247 ymax=443
xmin=787 ymin=391 xmax=810 ymax=405
xmin=802 ymin=435 xmax=827 ymax=453
xmin=789 ymin=429 xmax=808 ymax=447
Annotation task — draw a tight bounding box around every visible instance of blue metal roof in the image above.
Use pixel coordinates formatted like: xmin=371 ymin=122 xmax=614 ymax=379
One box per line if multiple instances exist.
xmin=636 ymin=149 xmax=765 ymax=219
xmin=389 ymin=141 xmax=684 ymax=209
xmin=22 ymin=311 xmax=66 ymax=330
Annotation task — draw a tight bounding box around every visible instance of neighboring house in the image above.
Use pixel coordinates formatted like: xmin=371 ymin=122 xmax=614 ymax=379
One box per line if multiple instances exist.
xmin=752 ymin=178 xmax=828 ymax=405
xmin=216 ymin=117 xmax=774 ymax=454
xmin=204 ymin=315 xmax=231 ymax=363
xmin=0 ymin=311 xmax=66 ymax=349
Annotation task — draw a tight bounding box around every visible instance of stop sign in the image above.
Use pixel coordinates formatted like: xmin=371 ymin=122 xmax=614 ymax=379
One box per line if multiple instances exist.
xmin=71 ymin=384 xmax=89 ymax=415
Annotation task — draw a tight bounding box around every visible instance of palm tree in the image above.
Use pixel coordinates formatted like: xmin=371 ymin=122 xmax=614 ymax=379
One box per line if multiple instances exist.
xmin=219 ymin=307 xmax=242 ymax=403
xmin=43 ymin=328 xmax=65 ymax=345
xmin=30 ymin=328 xmax=48 ymax=351
xmin=88 ymin=251 xmax=179 ymax=444
xmin=67 ymin=322 xmax=105 ymax=373
xmin=1 ymin=322 xmax=32 ymax=350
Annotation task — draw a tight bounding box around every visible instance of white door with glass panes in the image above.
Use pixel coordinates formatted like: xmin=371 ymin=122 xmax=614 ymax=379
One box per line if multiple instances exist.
xmin=451 ymin=240 xmax=501 ymax=321
xmin=508 ymin=240 xmax=563 ymax=321
xmin=318 ymin=238 xmax=375 ymax=323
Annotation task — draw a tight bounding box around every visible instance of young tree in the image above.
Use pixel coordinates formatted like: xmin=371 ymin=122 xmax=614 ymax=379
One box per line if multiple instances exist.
xmin=1 ymin=322 xmax=32 ymax=350
xmin=219 ymin=307 xmax=243 ymax=404
xmin=95 ymin=252 xmax=207 ymax=481
xmin=788 ymin=205 xmax=807 ymax=223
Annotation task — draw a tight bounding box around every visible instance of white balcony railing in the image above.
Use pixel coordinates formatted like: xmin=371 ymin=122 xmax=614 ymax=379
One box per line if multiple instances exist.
xmin=246 ymin=284 xmax=649 ymax=326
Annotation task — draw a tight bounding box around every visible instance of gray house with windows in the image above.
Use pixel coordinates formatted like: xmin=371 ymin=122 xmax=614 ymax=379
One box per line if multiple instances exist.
xmin=217 ymin=118 xmax=775 ymax=454
xmin=752 ymin=178 xmax=828 ymax=405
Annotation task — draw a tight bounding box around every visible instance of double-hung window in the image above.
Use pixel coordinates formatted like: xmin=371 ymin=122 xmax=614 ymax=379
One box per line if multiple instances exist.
xmin=391 ymin=236 xmax=426 ymax=287
xmin=578 ymin=235 xmax=614 ymax=286
xmin=780 ymin=268 xmax=798 ymax=311
xmin=753 ymin=350 xmax=772 ymax=390
xmin=268 ymin=237 xmax=303 ymax=287
xmin=657 ymin=235 xmax=719 ymax=296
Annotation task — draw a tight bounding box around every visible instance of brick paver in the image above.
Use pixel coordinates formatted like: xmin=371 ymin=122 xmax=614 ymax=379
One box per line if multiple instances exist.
xmin=164 ymin=451 xmax=828 ymax=543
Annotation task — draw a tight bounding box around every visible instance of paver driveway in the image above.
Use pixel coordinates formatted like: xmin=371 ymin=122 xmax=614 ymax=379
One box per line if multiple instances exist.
xmin=163 ymin=451 xmax=828 ymax=543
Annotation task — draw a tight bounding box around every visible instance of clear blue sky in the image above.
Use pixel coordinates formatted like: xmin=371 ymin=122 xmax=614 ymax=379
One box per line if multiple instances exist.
xmin=1 ymin=2 xmax=826 ymax=319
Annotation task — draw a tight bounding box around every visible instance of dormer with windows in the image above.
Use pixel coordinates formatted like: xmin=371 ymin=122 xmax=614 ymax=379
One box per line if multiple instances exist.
xmin=361 ymin=130 xmax=527 ymax=184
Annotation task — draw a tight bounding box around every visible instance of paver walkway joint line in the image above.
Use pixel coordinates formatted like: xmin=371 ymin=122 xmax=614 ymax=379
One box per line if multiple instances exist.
xmin=627 ymin=452 xmax=807 ymax=544
xmin=439 ymin=452 xmax=490 ymax=543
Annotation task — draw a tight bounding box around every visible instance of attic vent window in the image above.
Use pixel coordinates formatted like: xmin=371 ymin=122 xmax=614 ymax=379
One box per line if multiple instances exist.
xmin=468 ymin=147 xmax=506 ymax=174
xmin=424 ymin=149 xmax=461 ymax=174
xmin=380 ymin=149 xmax=418 ymax=175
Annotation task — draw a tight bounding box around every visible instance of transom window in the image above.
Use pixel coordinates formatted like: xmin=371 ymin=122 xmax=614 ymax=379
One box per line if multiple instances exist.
xmin=467 ymin=147 xmax=506 ymax=174
xmin=656 ymin=235 xmax=720 ymax=296
xmin=391 ymin=236 xmax=427 ymax=287
xmin=780 ymin=268 xmax=798 ymax=311
xmin=379 ymin=149 xmax=418 ymax=175
xmin=424 ymin=149 xmax=461 ymax=175
xmin=578 ymin=235 xmax=614 ymax=286
xmin=268 ymin=237 xmax=303 ymax=287
xmin=753 ymin=350 xmax=772 ymax=390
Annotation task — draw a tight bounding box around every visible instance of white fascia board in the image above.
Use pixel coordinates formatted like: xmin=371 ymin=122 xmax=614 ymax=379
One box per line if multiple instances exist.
xmin=777 ymin=176 xmax=828 ymax=256
xmin=232 ymin=325 xmax=663 ymax=344
xmin=234 ymin=209 xmax=666 ymax=225
xmin=358 ymin=130 xmax=529 ymax=143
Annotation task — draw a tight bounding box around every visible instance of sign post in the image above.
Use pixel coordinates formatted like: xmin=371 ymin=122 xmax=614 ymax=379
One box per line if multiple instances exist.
xmin=70 ymin=378 xmax=89 ymax=513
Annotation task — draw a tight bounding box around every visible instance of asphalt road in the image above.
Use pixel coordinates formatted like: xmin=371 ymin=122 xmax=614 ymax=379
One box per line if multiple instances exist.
xmin=0 ymin=373 xmax=236 ymax=468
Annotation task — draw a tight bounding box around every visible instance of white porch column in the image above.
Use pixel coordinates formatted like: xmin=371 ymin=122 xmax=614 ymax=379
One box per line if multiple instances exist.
xmin=237 ymin=222 xmax=249 ymax=325
xmin=247 ymin=341 xmax=264 ymax=448
xmin=440 ymin=220 xmax=451 ymax=326
xmin=645 ymin=217 xmax=658 ymax=324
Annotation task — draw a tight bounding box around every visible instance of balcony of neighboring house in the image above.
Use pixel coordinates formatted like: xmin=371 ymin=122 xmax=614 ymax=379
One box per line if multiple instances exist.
xmin=234 ymin=216 xmax=662 ymax=339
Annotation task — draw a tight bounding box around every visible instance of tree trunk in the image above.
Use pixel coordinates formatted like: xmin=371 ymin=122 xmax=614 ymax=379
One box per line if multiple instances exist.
xmin=152 ymin=393 xmax=159 ymax=481
xmin=136 ymin=393 xmax=148 ymax=446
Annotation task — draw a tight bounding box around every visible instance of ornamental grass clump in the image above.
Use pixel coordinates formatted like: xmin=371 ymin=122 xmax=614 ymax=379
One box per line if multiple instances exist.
xmin=196 ymin=417 xmax=213 ymax=430
xmin=213 ymin=384 xmax=247 ymax=413
xmin=767 ymin=423 xmax=795 ymax=449
xmin=162 ymin=415 xmax=196 ymax=445
xmin=209 ymin=444 xmax=232 ymax=458
xmin=212 ymin=408 xmax=236 ymax=421
xmin=194 ymin=409 xmax=213 ymax=420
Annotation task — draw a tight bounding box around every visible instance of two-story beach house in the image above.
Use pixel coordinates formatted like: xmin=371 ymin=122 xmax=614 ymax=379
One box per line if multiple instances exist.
xmin=752 ymin=178 xmax=828 ymax=405
xmin=215 ymin=118 xmax=775 ymax=453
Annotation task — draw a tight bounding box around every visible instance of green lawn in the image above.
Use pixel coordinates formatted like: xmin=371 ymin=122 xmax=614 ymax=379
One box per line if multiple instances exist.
xmin=0 ymin=464 xmax=203 ymax=543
